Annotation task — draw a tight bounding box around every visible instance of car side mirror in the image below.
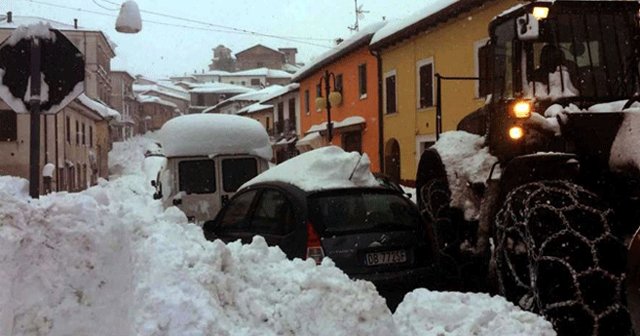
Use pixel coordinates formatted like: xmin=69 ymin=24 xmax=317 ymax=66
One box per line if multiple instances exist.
xmin=173 ymin=198 xmax=182 ymax=206
xmin=151 ymin=180 xmax=157 ymax=187
xmin=153 ymin=192 xmax=162 ymax=200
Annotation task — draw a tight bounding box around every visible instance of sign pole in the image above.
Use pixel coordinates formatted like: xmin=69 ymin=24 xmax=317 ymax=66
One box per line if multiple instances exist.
xmin=29 ymin=38 xmax=42 ymax=198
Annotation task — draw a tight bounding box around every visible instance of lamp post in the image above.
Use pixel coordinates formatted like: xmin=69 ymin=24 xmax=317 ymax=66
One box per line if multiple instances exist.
xmin=315 ymin=70 xmax=343 ymax=142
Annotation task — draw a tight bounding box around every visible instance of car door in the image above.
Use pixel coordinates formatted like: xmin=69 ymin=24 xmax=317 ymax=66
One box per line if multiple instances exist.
xmin=248 ymin=188 xmax=298 ymax=256
xmin=210 ymin=189 xmax=259 ymax=244
xmin=175 ymin=158 xmax=220 ymax=223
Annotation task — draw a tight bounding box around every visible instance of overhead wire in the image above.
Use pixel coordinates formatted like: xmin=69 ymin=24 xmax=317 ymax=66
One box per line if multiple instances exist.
xmin=18 ymin=0 xmax=335 ymax=49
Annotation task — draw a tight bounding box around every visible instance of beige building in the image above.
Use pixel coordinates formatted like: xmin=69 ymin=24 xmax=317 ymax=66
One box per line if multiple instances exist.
xmin=0 ymin=13 xmax=119 ymax=193
xmin=109 ymin=70 xmax=137 ymax=141
xmin=136 ymin=95 xmax=179 ymax=132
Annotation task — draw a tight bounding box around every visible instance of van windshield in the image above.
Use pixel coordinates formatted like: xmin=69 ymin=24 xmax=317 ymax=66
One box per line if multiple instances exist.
xmin=178 ymin=159 xmax=216 ymax=194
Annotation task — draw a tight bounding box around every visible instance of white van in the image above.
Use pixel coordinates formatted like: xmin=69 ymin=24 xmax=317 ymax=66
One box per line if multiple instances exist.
xmin=152 ymin=114 xmax=272 ymax=223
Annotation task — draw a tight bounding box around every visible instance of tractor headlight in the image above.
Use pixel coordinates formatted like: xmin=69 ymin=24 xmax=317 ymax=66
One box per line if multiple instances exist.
xmin=509 ymin=126 xmax=524 ymax=140
xmin=511 ymin=100 xmax=533 ymax=119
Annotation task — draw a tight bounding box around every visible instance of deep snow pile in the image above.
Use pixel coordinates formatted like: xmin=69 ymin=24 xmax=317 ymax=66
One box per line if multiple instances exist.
xmin=0 ymin=135 xmax=555 ymax=336
xmin=432 ymin=131 xmax=498 ymax=220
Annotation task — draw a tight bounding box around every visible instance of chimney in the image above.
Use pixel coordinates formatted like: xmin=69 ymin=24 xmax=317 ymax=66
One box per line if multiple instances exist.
xmin=7 ymin=11 xmax=12 ymax=23
xmin=74 ymin=18 xmax=78 ymax=29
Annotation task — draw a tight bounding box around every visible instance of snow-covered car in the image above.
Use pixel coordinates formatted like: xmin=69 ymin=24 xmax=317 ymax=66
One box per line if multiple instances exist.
xmin=153 ymin=114 xmax=272 ymax=223
xmin=202 ymin=146 xmax=440 ymax=309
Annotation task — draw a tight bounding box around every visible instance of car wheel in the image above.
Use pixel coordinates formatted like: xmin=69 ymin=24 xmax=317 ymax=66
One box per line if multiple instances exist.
xmin=495 ymin=180 xmax=632 ymax=336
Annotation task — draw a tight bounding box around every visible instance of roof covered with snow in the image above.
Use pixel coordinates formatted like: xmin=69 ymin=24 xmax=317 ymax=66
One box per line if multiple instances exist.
xmin=202 ymin=85 xmax=284 ymax=113
xmin=292 ymin=22 xmax=386 ymax=82
xmin=231 ymin=68 xmax=293 ymax=79
xmin=0 ymin=15 xmax=117 ymax=54
xmin=159 ymin=114 xmax=272 ymax=160
xmin=306 ymin=116 xmax=366 ymax=134
xmin=136 ymin=94 xmax=178 ymax=108
xmin=370 ymin=0 xmax=482 ymax=49
xmin=133 ymin=84 xmax=189 ymax=101
xmin=237 ymin=103 xmax=272 ymax=115
xmin=77 ymin=94 xmax=120 ymax=119
xmin=242 ymin=146 xmax=379 ymax=192
xmin=189 ymin=82 xmax=255 ymax=94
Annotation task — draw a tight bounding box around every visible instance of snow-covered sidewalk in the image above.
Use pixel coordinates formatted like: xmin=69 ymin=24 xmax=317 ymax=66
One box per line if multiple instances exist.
xmin=0 ymin=135 xmax=555 ymax=336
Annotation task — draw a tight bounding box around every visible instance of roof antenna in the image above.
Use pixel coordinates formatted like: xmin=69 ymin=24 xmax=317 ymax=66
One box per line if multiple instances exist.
xmin=348 ymin=0 xmax=369 ymax=32
xmin=348 ymin=153 xmax=364 ymax=181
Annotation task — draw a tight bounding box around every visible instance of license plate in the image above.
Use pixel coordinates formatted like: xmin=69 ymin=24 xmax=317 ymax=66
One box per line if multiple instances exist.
xmin=365 ymin=250 xmax=407 ymax=266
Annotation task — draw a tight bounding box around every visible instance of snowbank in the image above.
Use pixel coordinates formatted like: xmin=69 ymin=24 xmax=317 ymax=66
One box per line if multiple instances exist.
xmin=433 ymin=131 xmax=498 ymax=220
xmin=242 ymin=146 xmax=379 ymax=192
xmin=394 ymin=289 xmax=555 ymax=336
xmin=0 ymin=135 xmax=554 ymax=335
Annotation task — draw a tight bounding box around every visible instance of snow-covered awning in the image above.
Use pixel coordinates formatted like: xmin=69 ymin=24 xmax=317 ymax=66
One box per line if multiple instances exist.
xmin=77 ymin=94 xmax=120 ymax=120
xmin=295 ymin=132 xmax=325 ymax=152
xmin=306 ymin=116 xmax=366 ymax=134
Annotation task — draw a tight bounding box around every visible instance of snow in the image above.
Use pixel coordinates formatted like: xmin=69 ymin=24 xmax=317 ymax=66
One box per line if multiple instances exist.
xmin=307 ymin=116 xmax=366 ymax=133
xmin=394 ymin=289 xmax=555 ymax=335
xmin=293 ymin=22 xmax=386 ymax=81
xmin=233 ymin=67 xmax=293 ymax=79
xmin=136 ymin=94 xmax=178 ymax=108
xmin=203 ymin=85 xmax=284 ymax=113
xmin=242 ymin=146 xmax=379 ymax=192
xmin=238 ymin=103 xmax=272 ymax=114
xmin=22 ymin=73 xmax=50 ymax=104
xmin=133 ymin=83 xmax=190 ymax=101
xmin=432 ymin=131 xmax=499 ymax=220
xmin=77 ymin=94 xmax=120 ymax=119
xmin=525 ymin=66 xmax=579 ymax=101
xmin=0 ymin=68 xmax=27 ymax=113
xmin=158 ymin=114 xmax=273 ymax=160
xmin=115 ymin=0 xmax=142 ymax=34
xmin=6 ymin=22 xmax=56 ymax=46
xmin=370 ymin=1 xmax=457 ymax=46
xmin=42 ymin=163 xmax=55 ymax=177
xmin=189 ymin=82 xmax=255 ymax=94
xmin=0 ymin=133 xmax=555 ymax=335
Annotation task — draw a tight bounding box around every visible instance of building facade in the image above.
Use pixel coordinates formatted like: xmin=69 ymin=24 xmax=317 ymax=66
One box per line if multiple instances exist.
xmin=109 ymin=71 xmax=137 ymax=141
xmin=370 ymin=0 xmax=518 ymax=184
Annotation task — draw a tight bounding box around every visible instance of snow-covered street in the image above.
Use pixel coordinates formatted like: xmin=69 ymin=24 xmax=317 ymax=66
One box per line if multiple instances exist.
xmin=0 ymin=135 xmax=555 ymax=335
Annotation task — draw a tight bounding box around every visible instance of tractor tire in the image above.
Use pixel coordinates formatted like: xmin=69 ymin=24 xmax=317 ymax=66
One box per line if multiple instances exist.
xmin=417 ymin=148 xmax=490 ymax=292
xmin=495 ymin=180 xmax=632 ymax=336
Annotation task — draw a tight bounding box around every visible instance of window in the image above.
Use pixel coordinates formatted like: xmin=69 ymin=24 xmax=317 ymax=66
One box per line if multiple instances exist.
xmin=89 ymin=126 xmax=93 ymax=147
xmin=342 ymin=131 xmax=362 ymax=154
xmin=335 ymin=74 xmax=343 ymax=93
xmin=415 ymin=135 xmax=436 ymax=166
xmin=218 ymin=190 xmax=258 ymax=229
xmin=417 ymin=59 xmax=434 ymax=108
xmin=358 ymin=64 xmax=367 ymax=98
xmin=0 ymin=110 xmax=17 ymax=141
xmin=384 ymin=71 xmax=397 ymax=114
xmin=251 ymin=78 xmax=261 ymax=86
xmin=58 ymin=167 xmax=65 ymax=191
xmin=277 ymin=102 xmax=284 ymax=133
xmin=178 ymin=159 xmax=216 ymax=194
xmin=241 ymin=81 xmax=246 ymax=86
xmin=304 ymin=90 xmax=310 ymax=114
xmin=222 ymin=158 xmax=258 ymax=192
xmin=266 ymin=116 xmax=270 ymax=133
xmin=82 ymin=123 xmax=86 ymax=145
xmin=288 ymin=98 xmax=296 ymax=132
xmin=75 ymin=120 xmax=79 ymax=144
xmin=475 ymin=38 xmax=492 ymax=98
xmin=66 ymin=116 xmax=71 ymax=143
xmin=251 ymin=189 xmax=295 ymax=235
xmin=257 ymin=62 xmax=264 ymax=67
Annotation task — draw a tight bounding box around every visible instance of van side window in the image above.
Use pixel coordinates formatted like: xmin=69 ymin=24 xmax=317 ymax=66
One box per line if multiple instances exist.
xmin=219 ymin=190 xmax=257 ymax=229
xmin=251 ymin=189 xmax=295 ymax=235
xmin=178 ymin=159 xmax=216 ymax=194
xmin=222 ymin=158 xmax=258 ymax=192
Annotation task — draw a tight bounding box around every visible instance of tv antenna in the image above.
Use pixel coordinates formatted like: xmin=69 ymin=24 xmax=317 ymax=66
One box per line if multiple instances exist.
xmin=348 ymin=0 xmax=369 ymax=32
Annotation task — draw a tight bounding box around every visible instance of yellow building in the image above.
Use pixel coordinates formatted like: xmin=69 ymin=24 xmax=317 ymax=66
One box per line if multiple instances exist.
xmin=370 ymin=0 xmax=518 ymax=185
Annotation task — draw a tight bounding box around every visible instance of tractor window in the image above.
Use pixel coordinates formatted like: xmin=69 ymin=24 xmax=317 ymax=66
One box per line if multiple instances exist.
xmin=493 ymin=19 xmax=516 ymax=99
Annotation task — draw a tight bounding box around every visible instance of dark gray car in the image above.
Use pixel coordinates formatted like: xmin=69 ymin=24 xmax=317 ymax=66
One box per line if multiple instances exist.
xmin=202 ymin=181 xmax=440 ymax=309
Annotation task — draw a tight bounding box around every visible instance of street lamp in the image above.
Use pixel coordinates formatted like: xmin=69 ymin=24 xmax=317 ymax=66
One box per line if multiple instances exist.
xmin=315 ymin=70 xmax=343 ymax=142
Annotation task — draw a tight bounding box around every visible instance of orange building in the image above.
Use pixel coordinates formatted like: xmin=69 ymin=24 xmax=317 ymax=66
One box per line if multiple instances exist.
xmin=292 ymin=22 xmax=385 ymax=172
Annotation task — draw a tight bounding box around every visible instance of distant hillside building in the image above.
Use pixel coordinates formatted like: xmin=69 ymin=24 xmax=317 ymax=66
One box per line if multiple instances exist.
xmin=208 ymin=44 xmax=236 ymax=72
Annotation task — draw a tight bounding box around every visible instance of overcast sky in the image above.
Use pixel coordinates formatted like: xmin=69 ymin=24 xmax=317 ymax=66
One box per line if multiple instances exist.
xmin=1 ymin=0 xmax=431 ymax=79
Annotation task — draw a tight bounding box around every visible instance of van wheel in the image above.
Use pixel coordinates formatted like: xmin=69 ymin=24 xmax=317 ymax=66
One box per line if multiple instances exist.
xmin=495 ymin=181 xmax=632 ymax=336
xmin=417 ymin=149 xmax=489 ymax=291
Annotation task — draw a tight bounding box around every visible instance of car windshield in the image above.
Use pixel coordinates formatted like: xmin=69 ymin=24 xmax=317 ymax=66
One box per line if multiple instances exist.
xmin=308 ymin=190 xmax=421 ymax=234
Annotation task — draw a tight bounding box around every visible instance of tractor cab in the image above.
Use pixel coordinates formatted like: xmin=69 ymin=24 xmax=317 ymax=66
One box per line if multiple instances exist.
xmin=484 ymin=0 xmax=640 ymax=161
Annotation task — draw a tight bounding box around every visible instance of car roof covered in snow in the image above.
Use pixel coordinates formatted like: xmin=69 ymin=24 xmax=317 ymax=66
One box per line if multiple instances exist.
xmin=241 ymin=146 xmax=379 ymax=192
xmin=158 ymin=114 xmax=272 ymax=160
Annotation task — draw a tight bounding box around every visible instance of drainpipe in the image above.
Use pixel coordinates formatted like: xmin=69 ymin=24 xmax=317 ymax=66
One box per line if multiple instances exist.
xmin=370 ymin=49 xmax=384 ymax=173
